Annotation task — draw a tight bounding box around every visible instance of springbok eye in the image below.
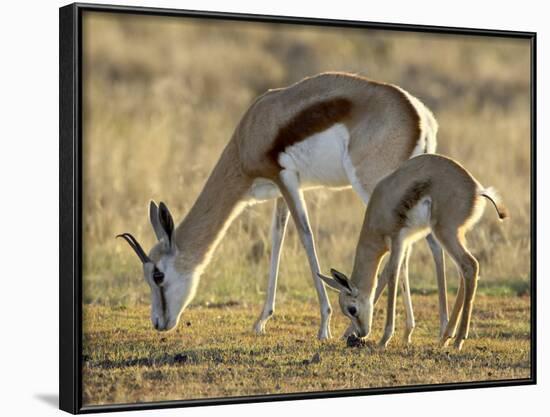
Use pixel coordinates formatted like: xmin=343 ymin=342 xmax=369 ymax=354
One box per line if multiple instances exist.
xmin=152 ymin=268 xmax=164 ymax=285
xmin=347 ymin=306 xmax=357 ymax=316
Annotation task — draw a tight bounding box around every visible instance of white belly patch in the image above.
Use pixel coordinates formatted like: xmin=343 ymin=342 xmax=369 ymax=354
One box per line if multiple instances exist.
xmin=277 ymin=123 xmax=351 ymax=188
xmin=401 ymin=196 xmax=432 ymax=243
xmin=407 ymin=196 xmax=432 ymax=227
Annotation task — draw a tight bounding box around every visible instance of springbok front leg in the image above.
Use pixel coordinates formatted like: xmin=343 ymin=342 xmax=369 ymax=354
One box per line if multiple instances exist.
xmin=371 ymin=233 xmax=447 ymax=339
xmin=342 ymin=247 xmax=414 ymax=342
xmin=253 ymin=198 xmax=290 ymax=334
xmin=277 ymin=169 xmax=332 ymax=340
xmin=379 ymin=238 xmax=407 ymax=348
xmin=400 ymin=246 xmax=415 ymax=344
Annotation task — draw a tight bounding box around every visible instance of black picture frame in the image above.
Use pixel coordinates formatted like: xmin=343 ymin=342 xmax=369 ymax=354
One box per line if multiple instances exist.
xmin=59 ymin=2 xmax=537 ymax=414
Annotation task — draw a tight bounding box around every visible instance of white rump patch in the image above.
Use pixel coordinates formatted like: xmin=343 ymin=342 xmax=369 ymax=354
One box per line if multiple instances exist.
xmin=394 ymin=85 xmax=439 ymax=157
xmin=410 ymin=134 xmax=427 ymax=158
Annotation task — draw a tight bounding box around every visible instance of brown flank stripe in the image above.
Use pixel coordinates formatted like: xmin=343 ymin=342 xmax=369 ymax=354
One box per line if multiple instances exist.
xmin=267 ymin=97 xmax=353 ymax=166
xmin=394 ymin=180 xmax=432 ymax=226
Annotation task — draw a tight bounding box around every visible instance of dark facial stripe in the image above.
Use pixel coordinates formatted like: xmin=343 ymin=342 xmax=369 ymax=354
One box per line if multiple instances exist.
xmin=267 ymin=98 xmax=353 ymax=166
xmin=159 ymin=286 xmax=167 ymax=322
xmin=152 ymin=265 xmax=167 ymax=324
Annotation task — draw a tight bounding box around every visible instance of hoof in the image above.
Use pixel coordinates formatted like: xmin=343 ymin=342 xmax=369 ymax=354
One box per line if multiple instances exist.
xmin=253 ymin=320 xmax=266 ymax=335
xmin=439 ymin=328 xmax=455 ymax=347
xmin=378 ymin=336 xmax=391 ymax=349
xmin=403 ymin=327 xmax=414 ymax=345
xmin=440 ymin=336 xmax=452 ymax=347
xmin=379 ymin=328 xmax=393 ymax=348
xmin=318 ymin=328 xmax=332 ymax=340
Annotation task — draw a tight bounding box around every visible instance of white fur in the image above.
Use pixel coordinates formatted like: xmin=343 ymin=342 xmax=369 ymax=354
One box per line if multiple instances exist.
xmin=248 ymin=178 xmax=281 ymax=201
xmin=249 ymin=124 xmax=371 ymax=204
xmin=406 ymin=196 xmax=432 ymax=228
xmin=394 ymin=85 xmax=438 ymax=157
xmin=465 ymin=194 xmax=487 ymax=230
xmin=410 ymin=135 xmax=427 ymax=158
xmin=278 ymin=123 xmax=351 ymax=189
xmin=343 ymin=151 xmax=371 ymax=204
xmin=400 ymin=196 xmax=433 ymax=244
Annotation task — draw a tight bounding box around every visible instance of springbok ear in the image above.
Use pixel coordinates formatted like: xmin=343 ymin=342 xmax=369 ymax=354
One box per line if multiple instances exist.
xmin=149 ymin=200 xmax=165 ymax=242
xmin=158 ymin=202 xmax=175 ymax=246
xmin=330 ymin=268 xmax=358 ymax=296
xmin=317 ymin=273 xmax=344 ymax=293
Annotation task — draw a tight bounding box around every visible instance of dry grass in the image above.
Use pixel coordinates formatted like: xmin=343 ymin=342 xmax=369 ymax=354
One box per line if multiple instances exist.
xmin=80 ymin=11 xmax=532 ymax=406
xmin=82 ymin=294 xmax=531 ymax=405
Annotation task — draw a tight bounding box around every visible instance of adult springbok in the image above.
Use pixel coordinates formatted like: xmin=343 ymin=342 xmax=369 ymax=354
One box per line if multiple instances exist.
xmin=118 ymin=72 xmax=447 ymax=340
xmin=319 ymin=154 xmax=508 ymax=349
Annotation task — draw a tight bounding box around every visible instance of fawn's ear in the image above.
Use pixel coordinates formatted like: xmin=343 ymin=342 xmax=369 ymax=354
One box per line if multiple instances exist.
xmin=330 ymin=268 xmax=358 ymax=296
xmin=317 ymin=273 xmax=343 ymax=293
xmin=318 ymin=269 xmax=357 ymax=296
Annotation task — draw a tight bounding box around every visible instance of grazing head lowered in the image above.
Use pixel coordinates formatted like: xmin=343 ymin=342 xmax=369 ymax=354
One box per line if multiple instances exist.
xmin=117 ymin=201 xmax=198 ymax=332
xmin=318 ymin=269 xmax=373 ymax=338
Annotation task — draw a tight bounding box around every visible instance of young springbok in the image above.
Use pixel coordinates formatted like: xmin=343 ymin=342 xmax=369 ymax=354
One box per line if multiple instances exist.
xmin=117 ymin=72 xmax=448 ymax=340
xmin=319 ymin=154 xmax=508 ymax=349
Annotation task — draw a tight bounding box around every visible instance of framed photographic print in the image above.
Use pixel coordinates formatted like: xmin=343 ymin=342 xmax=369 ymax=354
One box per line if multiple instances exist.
xmin=59 ymin=2 xmax=536 ymax=414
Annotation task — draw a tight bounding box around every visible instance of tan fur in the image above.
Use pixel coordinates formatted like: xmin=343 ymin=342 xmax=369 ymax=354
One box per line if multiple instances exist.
xmin=268 ymin=97 xmax=353 ymax=166
xmin=235 ymin=72 xmax=431 ymax=181
xmin=335 ymin=154 xmax=507 ymax=349
xmin=141 ymin=72 xmax=440 ymax=336
xmin=394 ymin=180 xmax=432 ymax=226
xmin=172 ymin=141 xmax=253 ymax=275
xmin=173 ymin=72 xmax=436 ymax=277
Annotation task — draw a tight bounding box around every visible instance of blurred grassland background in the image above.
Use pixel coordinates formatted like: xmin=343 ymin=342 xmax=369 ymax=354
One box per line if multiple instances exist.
xmin=82 ymin=11 xmax=531 ymax=309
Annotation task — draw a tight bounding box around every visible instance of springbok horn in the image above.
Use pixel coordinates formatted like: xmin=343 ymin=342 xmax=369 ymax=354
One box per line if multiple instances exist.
xmin=116 ymin=233 xmax=151 ymax=264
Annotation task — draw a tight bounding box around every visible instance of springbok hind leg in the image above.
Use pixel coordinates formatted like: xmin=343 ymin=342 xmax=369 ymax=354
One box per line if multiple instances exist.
xmin=437 ymin=230 xmax=479 ymax=350
xmin=454 ymin=250 xmax=479 ymax=350
xmin=253 ymin=198 xmax=289 ymax=334
xmin=441 ymin=274 xmax=464 ymax=347
xmin=426 ymin=233 xmax=449 ymax=337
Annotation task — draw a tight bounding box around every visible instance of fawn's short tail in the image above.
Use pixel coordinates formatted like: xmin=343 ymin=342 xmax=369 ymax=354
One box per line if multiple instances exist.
xmin=480 ymin=187 xmax=509 ymax=220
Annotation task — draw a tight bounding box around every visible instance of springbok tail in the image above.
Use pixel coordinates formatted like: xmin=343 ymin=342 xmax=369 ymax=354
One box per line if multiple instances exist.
xmin=480 ymin=187 xmax=509 ymax=220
